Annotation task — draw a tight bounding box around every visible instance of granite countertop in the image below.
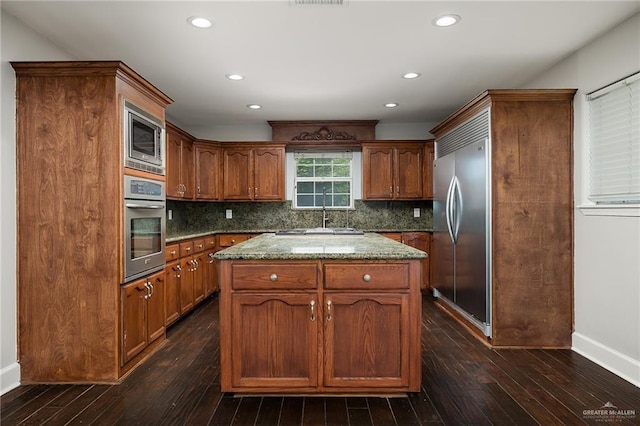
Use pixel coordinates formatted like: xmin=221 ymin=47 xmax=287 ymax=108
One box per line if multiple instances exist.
xmin=213 ymin=232 xmax=428 ymax=260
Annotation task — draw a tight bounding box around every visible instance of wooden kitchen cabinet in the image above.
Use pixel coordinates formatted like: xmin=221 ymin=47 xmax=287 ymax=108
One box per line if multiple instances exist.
xmin=192 ymin=239 xmax=207 ymax=304
xmin=423 ymin=140 xmax=435 ymax=199
xmin=121 ymin=271 xmax=166 ymax=365
xmin=380 ymin=232 xmax=431 ymax=290
xmin=166 ymin=123 xmax=194 ymax=199
xmin=179 ymin=241 xmax=195 ymax=314
xmin=219 ymin=258 xmax=421 ymax=393
xmin=217 ymin=233 xmax=254 ymax=248
xmin=12 ymin=61 xmax=172 ymax=382
xmin=362 ymin=142 xmax=424 ymax=200
xmin=194 ymin=141 xmax=221 ymax=200
xmin=222 ymin=144 xmax=285 ymax=201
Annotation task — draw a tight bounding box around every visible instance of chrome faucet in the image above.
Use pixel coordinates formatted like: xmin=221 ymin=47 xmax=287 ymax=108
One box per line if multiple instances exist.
xmin=322 ymin=188 xmax=328 ymax=228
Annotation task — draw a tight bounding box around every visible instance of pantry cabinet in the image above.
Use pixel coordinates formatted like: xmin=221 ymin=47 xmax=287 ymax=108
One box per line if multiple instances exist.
xmin=362 ymin=142 xmax=425 ymax=200
xmin=222 ymin=144 xmax=286 ymax=201
xmin=12 ymin=61 xmax=172 ymax=382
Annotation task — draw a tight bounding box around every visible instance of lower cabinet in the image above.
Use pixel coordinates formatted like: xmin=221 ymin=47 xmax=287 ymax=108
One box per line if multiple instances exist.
xmin=121 ymin=270 xmax=166 ymax=366
xmin=220 ymin=259 xmax=421 ymax=393
xmin=380 ymin=232 xmax=431 ymax=290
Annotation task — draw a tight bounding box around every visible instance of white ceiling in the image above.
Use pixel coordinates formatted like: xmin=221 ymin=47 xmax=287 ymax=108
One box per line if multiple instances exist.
xmin=3 ymin=1 xmax=639 ymax=133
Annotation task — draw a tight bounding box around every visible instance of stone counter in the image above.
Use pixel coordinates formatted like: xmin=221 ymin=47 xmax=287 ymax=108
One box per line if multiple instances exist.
xmin=213 ymin=232 xmax=427 ymax=260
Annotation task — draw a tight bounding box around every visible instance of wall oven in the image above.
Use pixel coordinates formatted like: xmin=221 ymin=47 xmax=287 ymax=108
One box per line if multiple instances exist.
xmin=124 ymin=175 xmax=165 ymax=282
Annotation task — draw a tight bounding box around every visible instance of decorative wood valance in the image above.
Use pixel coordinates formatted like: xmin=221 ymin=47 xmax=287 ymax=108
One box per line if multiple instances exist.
xmin=268 ymin=120 xmax=378 ymax=148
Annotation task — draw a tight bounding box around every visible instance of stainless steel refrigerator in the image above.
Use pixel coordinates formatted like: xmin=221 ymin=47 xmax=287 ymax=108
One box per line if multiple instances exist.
xmin=432 ymin=126 xmax=491 ymax=336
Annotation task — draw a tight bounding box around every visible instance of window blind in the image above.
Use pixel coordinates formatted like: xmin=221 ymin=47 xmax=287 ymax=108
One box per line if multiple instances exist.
xmin=587 ymin=71 xmax=640 ymax=203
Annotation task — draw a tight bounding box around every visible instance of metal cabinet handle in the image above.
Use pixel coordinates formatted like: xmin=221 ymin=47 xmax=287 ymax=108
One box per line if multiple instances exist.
xmin=193 ymin=259 xmax=199 ymax=270
xmin=143 ymin=282 xmax=151 ymax=300
xmin=389 ymin=186 xmax=393 ymax=196
xmin=231 ymin=239 xmax=236 ymax=244
xmin=363 ymin=274 xmax=371 ymax=282
xmin=396 ymin=185 xmax=400 ymax=195
xmin=149 ymin=282 xmax=154 ymax=297
xmin=270 ymin=273 xmax=278 ymax=282
xmin=175 ymin=264 xmax=182 ymax=278
xmin=310 ymin=300 xmax=316 ymax=322
xmin=170 ymin=250 xmax=176 ymax=255
xmin=326 ymin=300 xmax=332 ymax=321
xmin=197 ymin=186 xmax=201 ymax=195
xmin=185 ymin=247 xmax=191 ymax=252
xmin=254 ymin=187 xmax=258 ymax=198
xmin=208 ymin=253 xmax=215 ymax=264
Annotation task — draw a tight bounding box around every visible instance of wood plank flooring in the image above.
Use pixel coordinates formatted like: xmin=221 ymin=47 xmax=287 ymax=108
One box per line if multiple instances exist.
xmin=2 ymin=295 xmax=639 ymax=425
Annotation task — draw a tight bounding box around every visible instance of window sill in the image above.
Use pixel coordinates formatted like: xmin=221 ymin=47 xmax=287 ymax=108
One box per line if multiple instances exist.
xmin=577 ymin=204 xmax=640 ymax=217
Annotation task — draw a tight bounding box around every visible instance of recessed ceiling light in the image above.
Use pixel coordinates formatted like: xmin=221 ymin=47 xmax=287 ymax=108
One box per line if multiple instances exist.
xmin=384 ymin=103 xmax=399 ymax=108
xmin=433 ymin=14 xmax=461 ymax=27
xmin=247 ymin=104 xmax=262 ymax=110
xmin=403 ymin=72 xmax=421 ymax=79
xmin=226 ymin=74 xmax=244 ymax=81
xmin=187 ymin=16 xmax=212 ymax=29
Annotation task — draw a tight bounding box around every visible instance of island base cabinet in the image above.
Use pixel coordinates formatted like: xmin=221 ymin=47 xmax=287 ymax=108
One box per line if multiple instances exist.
xmin=219 ymin=258 xmax=422 ymax=394
xmin=229 ymin=294 xmax=318 ymax=389
xmin=323 ymin=293 xmax=410 ymax=388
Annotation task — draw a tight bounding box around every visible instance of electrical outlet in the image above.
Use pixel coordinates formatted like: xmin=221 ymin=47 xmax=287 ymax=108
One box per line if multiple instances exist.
xmin=168 ymin=209 xmax=173 ymax=220
xmin=413 ymin=208 xmax=420 ymax=218
xmin=226 ymin=209 xmax=232 ymax=219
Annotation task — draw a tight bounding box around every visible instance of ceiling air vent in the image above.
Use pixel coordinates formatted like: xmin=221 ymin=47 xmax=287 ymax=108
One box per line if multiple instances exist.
xmin=290 ymin=0 xmax=347 ymax=5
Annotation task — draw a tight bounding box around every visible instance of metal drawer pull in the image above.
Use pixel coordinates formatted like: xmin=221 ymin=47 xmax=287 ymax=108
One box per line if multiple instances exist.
xmin=326 ymin=300 xmax=332 ymax=321
xmin=270 ymin=273 xmax=278 ymax=282
xmin=310 ymin=300 xmax=316 ymax=322
xmin=363 ymin=274 xmax=371 ymax=282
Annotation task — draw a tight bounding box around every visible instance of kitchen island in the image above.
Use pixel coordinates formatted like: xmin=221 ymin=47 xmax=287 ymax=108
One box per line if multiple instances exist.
xmin=215 ymin=232 xmax=426 ymax=394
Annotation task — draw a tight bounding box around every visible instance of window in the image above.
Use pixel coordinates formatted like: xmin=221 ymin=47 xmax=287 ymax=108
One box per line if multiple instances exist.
xmin=293 ymin=152 xmax=353 ymax=209
xmin=587 ymin=71 xmax=640 ymax=204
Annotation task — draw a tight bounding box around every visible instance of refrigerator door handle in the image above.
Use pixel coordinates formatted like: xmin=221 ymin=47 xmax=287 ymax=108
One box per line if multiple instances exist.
xmin=453 ymin=176 xmax=463 ymax=242
xmin=445 ymin=176 xmax=456 ymax=244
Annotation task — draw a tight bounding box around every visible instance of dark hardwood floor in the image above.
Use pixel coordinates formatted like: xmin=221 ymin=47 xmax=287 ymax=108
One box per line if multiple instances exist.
xmin=2 ymin=295 xmax=639 ymax=425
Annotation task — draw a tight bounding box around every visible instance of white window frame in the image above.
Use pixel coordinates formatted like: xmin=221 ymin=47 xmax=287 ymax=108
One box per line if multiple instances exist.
xmin=580 ymin=71 xmax=640 ymax=217
xmin=287 ymin=151 xmax=360 ymax=210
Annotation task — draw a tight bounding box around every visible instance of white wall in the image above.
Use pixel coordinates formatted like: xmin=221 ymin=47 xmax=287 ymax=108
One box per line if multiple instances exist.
xmin=0 ymin=11 xmax=74 ymax=395
xmin=522 ymin=13 xmax=640 ymax=386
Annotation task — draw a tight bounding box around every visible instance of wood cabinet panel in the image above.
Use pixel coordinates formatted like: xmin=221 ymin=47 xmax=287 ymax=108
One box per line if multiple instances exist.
xmin=232 ymin=262 xmax=319 ymax=290
xmin=193 ymin=251 xmax=207 ymax=304
xmin=362 ymin=142 xmax=426 ymax=200
xmin=218 ymin=233 xmax=253 ymax=248
xmin=401 ymin=232 xmax=430 ymax=290
xmin=121 ymin=279 xmax=148 ymax=365
xmin=223 ymin=148 xmax=252 ymax=200
xmin=423 ymin=140 xmax=434 ymax=199
xmin=146 ymin=272 xmax=166 ymax=343
xmin=194 ymin=142 xmax=220 ymax=200
xmin=231 ymin=293 xmax=318 ymax=388
xmin=324 ymin=262 xmax=409 ymax=289
xmin=166 ymin=123 xmax=195 ymax=199
xmin=323 ymin=293 xmax=409 ymax=388
xmin=395 ymin=146 xmax=423 ymax=199
xmin=179 ymin=257 xmax=195 ymax=314
xmin=204 ymin=249 xmax=217 ymax=296
xmin=362 ymin=146 xmax=394 ymax=199
xmin=254 ymin=147 xmax=285 ymax=200
xmin=165 ymin=261 xmax=181 ymax=326
xmin=222 ymin=144 xmax=285 ymax=201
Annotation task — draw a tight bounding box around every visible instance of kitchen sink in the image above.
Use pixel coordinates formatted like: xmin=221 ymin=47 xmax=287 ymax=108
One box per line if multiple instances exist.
xmin=275 ymin=227 xmax=364 ymax=236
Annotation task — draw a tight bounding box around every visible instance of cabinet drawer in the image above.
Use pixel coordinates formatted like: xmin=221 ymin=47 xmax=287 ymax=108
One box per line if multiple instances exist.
xmin=324 ymin=262 xmax=410 ymax=289
xmin=180 ymin=241 xmax=194 ymax=256
xmin=193 ymin=239 xmax=206 ymax=253
xmin=165 ymin=244 xmax=180 ymax=261
xmin=205 ymin=236 xmax=216 ymax=250
xmin=218 ymin=234 xmax=252 ymax=247
xmin=232 ymin=262 xmax=318 ymax=290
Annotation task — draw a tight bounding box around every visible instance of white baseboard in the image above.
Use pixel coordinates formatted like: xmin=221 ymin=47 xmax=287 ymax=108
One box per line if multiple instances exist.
xmin=0 ymin=362 xmax=20 ymax=395
xmin=572 ymin=332 xmax=640 ymax=387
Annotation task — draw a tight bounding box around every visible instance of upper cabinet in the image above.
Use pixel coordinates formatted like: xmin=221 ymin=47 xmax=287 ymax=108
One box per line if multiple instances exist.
xmin=194 ymin=141 xmax=221 ymax=200
xmin=222 ymin=144 xmax=285 ymax=201
xmin=166 ymin=123 xmax=194 ymax=199
xmin=423 ymin=140 xmax=434 ymax=199
xmin=362 ymin=142 xmax=426 ymax=200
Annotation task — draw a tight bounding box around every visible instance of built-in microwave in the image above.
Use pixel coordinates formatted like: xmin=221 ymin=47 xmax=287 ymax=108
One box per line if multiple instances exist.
xmin=124 ymin=100 xmax=165 ymax=175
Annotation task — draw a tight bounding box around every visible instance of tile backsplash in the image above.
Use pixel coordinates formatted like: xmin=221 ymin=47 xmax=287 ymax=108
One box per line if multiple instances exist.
xmin=166 ymin=200 xmax=432 ymax=237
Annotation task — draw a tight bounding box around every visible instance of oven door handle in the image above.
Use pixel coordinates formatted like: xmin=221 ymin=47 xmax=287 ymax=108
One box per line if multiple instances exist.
xmin=125 ymin=203 xmax=165 ymax=209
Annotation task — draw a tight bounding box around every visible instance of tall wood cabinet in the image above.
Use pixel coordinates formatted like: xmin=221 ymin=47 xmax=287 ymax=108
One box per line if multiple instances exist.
xmin=430 ymin=89 xmax=577 ymax=347
xmin=12 ymin=61 xmax=172 ymax=382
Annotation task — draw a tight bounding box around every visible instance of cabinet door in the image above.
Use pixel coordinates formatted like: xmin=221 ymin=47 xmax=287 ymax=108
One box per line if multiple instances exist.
xmin=193 ymin=252 xmax=206 ymax=304
xmin=223 ymin=147 xmax=252 ymax=200
xmin=402 ymin=232 xmax=430 ymax=290
xmin=179 ymin=257 xmax=195 ymax=314
xmin=395 ymin=146 xmax=423 ymax=199
xmin=254 ymin=147 xmax=284 ymax=200
xmin=166 ymin=129 xmax=183 ymax=198
xmin=231 ymin=294 xmax=318 ymax=388
xmin=362 ymin=145 xmax=394 ymax=199
xmin=181 ymin=140 xmax=195 ymax=199
xmin=195 ymin=143 xmax=220 ymax=200
xmin=323 ymin=293 xmax=410 ymax=388
xmin=146 ymin=271 xmax=166 ymax=343
xmin=204 ymin=249 xmax=217 ymax=296
xmin=121 ymin=279 xmax=148 ymax=365
xmin=165 ymin=261 xmax=181 ymax=326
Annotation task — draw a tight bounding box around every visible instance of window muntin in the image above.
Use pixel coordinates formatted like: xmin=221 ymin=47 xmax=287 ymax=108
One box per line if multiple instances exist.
xmin=294 ymin=153 xmax=353 ymax=209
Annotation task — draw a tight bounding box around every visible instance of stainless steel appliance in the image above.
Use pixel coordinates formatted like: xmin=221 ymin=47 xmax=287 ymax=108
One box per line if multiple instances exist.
xmin=124 ymin=100 xmax=165 ymax=175
xmin=432 ymin=110 xmax=492 ymax=336
xmin=124 ymin=175 xmax=165 ymax=282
